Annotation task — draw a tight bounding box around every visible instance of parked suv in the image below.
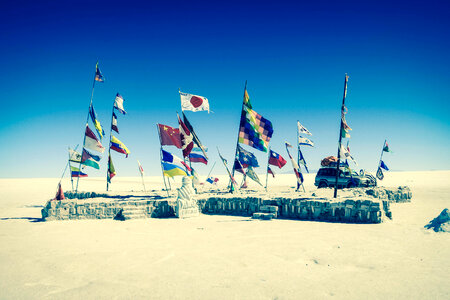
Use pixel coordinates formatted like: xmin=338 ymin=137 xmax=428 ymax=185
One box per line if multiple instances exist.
xmin=314 ymin=164 xmax=377 ymax=189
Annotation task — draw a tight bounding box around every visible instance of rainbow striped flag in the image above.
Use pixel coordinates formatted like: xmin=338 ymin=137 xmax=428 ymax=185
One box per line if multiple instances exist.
xmin=238 ymin=106 xmax=273 ymax=152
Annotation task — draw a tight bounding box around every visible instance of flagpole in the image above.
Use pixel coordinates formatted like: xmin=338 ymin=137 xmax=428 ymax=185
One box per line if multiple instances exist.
xmin=138 ymin=161 xmax=146 ymax=192
xmin=265 ymin=147 xmax=270 ymax=191
xmin=230 ymin=80 xmax=247 ymax=192
xmin=106 ymin=97 xmax=115 ymax=191
xmin=377 ymin=139 xmax=386 ymax=171
xmin=61 ymin=145 xmax=79 ymax=191
xmin=206 ymin=161 xmax=216 ymax=179
xmin=296 ymin=122 xmax=306 ymax=192
xmin=333 ymin=74 xmax=348 ymax=198
xmin=75 ymin=72 xmax=97 ymax=194
xmin=156 ymin=124 xmax=170 ymax=197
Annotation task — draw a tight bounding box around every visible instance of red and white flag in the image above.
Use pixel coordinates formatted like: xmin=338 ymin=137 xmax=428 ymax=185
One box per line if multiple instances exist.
xmin=180 ymin=91 xmax=210 ymax=113
xmin=178 ymin=114 xmax=194 ymax=157
xmin=137 ymin=160 xmax=144 ymax=175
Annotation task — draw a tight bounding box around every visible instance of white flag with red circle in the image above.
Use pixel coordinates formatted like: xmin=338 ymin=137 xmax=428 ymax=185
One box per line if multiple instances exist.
xmin=180 ymin=91 xmax=210 ymax=113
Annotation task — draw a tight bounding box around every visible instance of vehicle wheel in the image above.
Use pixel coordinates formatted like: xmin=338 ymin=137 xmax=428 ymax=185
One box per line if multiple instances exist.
xmin=347 ymin=181 xmax=357 ymax=188
xmin=318 ymin=181 xmax=328 ymax=188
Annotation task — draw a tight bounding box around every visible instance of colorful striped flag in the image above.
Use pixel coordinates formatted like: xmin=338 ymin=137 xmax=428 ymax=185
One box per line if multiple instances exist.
xmin=161 ymin=149 xmax=191 ymax=171
xmin=81 ymin=148 xmax=100 ymax=169
xmin=70 ymin=166 xmax=88 ymax=177
xmin=89 ymin=104 xmax=104 ymax=139
xmin=162 ymin=162 xmax=189 ymax=177
xmin=107 ymin=155 xmax=116 ymax=183
xmin=110 ymin=135 xmax=130 ymax=157
xmin=188 ymin=152 xmax=208 ymax=165
xmin=238 ymin=106 xmax=273 ymax=152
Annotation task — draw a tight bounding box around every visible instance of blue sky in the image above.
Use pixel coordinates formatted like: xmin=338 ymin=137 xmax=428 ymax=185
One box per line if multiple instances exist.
xmin=0 ymin=0 xmax=449 ymax=178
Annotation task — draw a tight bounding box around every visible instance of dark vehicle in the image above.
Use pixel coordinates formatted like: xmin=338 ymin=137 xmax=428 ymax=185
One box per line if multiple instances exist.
xmin=314 ymin=163 xmax=377 ymax=189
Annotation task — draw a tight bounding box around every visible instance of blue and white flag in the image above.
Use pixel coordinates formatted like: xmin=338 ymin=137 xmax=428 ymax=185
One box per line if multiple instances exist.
xmin=297 ymin=121 xmax=312 ymax=136
xmin=380 ymin=160 xmax=389 ymax=171
xmin=298 ymin=136 xmax=314 ymax=147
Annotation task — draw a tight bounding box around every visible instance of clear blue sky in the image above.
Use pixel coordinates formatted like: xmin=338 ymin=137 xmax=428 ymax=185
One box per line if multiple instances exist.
xmin=1 ymin=0 xmax=449 ymax=178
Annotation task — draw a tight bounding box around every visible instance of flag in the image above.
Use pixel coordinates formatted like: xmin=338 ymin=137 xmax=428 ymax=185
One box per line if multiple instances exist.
xmin=243 ymin=86 xmax=252 ymax=109
xmin=81 ymin=148 xmax=100 ymax=169
xmin=298 ymin=136 xmax=314 ymax=147
xmin=84 ymin=125 xmax=105 ymax=153
xmin=114 ymin=93 xmax=127 ymax=115
xmin=180 ymin=91 xmax=210 ymax=113
xmin=339 ymin=144 xmax=354 ymax=162
xmin=345 ymin=144 xmax=358 ymax=165
xmin=285 ymin=142 xmax=303 ymax=189
xmin=218 ymin=150 xmax=238 ymax=189
xmin=297 ymin=121 xmax=312 ymax=136
xmin=268 ymin=166 xmax=275 ymax=178
xmin=341 ymin=127 xmax=351 ymax=138
xmin=192 ymin=146 xmax=208 ymax=153
xmin=162 ymin=162 xmax=189 ymax=177
xmin=158 ymin=124 xmax=182 ymax=148
xmin=269 ymin=149 xmax=287 ymax=168
xmin=206 ymin=177 xmax=219 ymax=184
xmin=234 ymin=159 xmax=246 ymax=175
xmin=161 ymin=149 xmax=191 ymax=171
xmin=191 ymin=168 xmax=201 ymax=184
xmin=55 ymin=183 xmax=65 ymax=200
xmin=111 ymin=112 xmax=119 ymax=133
xmin=188 ymin=152 xmax=208 ymax=165
xmin=68 ymin=148 xmax=81 ymax=163
xmin=110 ymin=135 xmax=130 ymax=157
xmin=178 ymin=114 xmax=194 ymax=157
xmin=239 ymin=106 xmax=273 ymax=152
xmin=237 ymin=145 xmax=259 ymax=168
xmin=298 ymin=149 xmax=309 ymax=173
xmin=70 ymin=166 xmax=87 ymax=177
xmin=137 ymin=160 xmax=144 ymax=175
xmin=107 ymin=155 xmax=116 ymax=183
xmin=89 ymin=104 xmax=104 ymax=139
xmin=182 ymin=112 xmax=208 ymax=159
xmin=383 ymin=142 xmax=392 ymax=152
xmin=94 ymin=62 xmax=104 ymax=82
xmin=380 ymin=160 xmax=389 ymax=171
xmin=376 ymin=167 xmax=384 ymax=180
xmin=246 ymin=166 xmax=262 ymax=186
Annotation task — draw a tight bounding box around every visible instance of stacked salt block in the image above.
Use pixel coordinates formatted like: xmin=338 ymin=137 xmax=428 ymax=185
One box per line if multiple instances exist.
xmin=252 ymin=205 xmax=278 ymax=220
xmin=198 ymin=195 xmax=389 ymax=224
xmin=363 ymin=186 xmax=412 ymax=203
xmin=41 ymin=198 xmax=174 ymax=221
xmin=200 ymin=197 xmax=260 ymax=217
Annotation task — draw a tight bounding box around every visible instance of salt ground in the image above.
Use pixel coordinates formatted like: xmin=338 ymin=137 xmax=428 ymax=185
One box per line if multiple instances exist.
xmin=0 ymin=171 xmax=449 ymax=299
